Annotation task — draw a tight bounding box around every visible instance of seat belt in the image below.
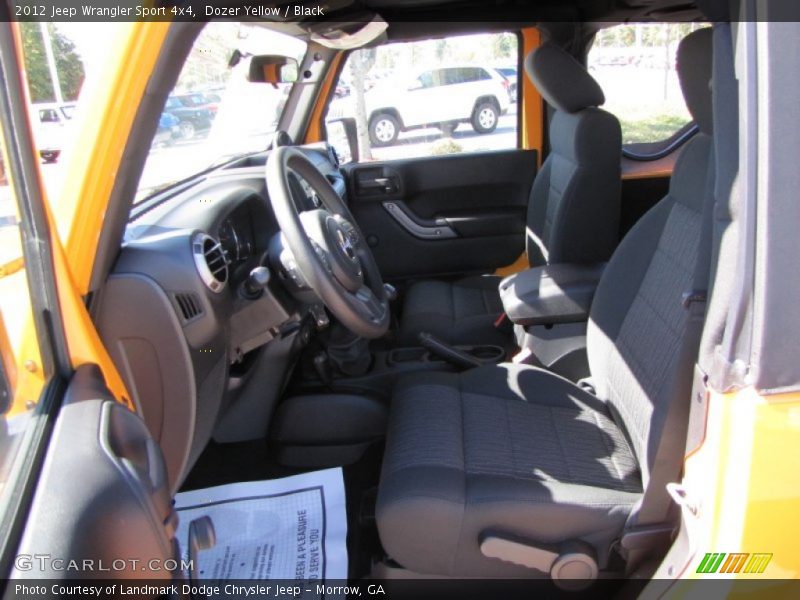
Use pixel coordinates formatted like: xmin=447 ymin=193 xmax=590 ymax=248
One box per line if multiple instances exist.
xmin=620 ymin=141 xmax=718 ymax=570
xmin=621 ymin=23 xmax=739 ymax=572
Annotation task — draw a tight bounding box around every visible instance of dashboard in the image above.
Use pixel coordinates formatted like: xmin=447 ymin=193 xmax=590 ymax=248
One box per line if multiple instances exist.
xmin=93 ymin=143 xmax=346 ymax=490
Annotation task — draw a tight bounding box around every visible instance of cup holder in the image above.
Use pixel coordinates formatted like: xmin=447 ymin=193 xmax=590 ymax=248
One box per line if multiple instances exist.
xmin=469 ymin=345 xmax=506 ymax=362
xmin=389 ymin=347 xmax=429 ymax=363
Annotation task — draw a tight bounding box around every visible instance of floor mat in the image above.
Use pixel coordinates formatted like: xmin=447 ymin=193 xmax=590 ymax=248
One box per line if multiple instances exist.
xmin=174 ymin=468 xmax=348 ymax=581
xmin=181 ymin=439 xmax=386 ymax=579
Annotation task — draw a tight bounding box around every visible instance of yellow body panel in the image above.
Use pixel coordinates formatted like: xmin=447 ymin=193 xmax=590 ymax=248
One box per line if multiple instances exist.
xmin=304 ymin=52 xmax=344 ymax=144
xmin=675 ymin=388 xmax=800 ymax=584
xmin=493 ymin=253 xmax=529 ymax=278
xmin=4 ymin=22 xmax=170 ymax=412
xmin=46 ymin=23 xmax=171 ymax=407
xmin=0 ymin=271 xmax=45 ymax=416
xmin=54 ymin=22 xmax=170 ymax=296
xmin=520 ymin=28 xmax=543 ymax=159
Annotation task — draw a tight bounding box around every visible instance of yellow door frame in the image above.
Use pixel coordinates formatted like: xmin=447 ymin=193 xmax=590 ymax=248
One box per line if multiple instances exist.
xmin=5 ymin=22 xmax=172 ymax=411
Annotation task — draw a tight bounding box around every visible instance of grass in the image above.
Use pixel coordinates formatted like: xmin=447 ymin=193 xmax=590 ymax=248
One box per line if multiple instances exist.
xmin=619 ymin=113 xmax=690 ymax=145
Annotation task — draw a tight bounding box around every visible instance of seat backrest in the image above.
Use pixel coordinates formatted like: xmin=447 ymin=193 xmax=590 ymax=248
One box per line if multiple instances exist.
xmin=586 ymin=28 xmax=715 ymax=492
xmin=524 ymin=43 xmax=622 ymax=266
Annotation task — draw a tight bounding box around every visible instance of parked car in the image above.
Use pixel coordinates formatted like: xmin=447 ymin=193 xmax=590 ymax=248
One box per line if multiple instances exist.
xmin=495 ymin=66 xmax=518 ymax=102
xmin=331 ymin=65 xmax=511 ymax=146
xmin=163 ymin=96 xmax=214 ymax=140
xmin=174 ymin=92 xmax=219 ymax=115
xmin=334 ymin=81 xmax=351 ymax=99
xmin=30 ymin=102 xmax=76 ymax=163
xmin=153 ymin=112 xmax=180 ymax=146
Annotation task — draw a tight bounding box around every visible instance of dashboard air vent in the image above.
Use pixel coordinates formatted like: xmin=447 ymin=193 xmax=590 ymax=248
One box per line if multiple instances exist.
xmin=174 ymin=293 xmax=202 ymax=322
xmin=192 ymin=233 xmax=229 ymax=293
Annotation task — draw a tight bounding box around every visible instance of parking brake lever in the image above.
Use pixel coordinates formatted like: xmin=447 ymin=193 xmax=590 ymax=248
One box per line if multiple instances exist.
xmin=418 ymin=332 xmax=482 ymax=370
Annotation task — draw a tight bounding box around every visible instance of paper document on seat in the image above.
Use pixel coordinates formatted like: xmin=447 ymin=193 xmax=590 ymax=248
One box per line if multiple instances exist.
xmin=174 ymin=468 xmax=348 ymax=581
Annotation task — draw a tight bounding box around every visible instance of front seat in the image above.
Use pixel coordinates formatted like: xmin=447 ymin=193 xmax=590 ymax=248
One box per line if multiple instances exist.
xmin=399 ymin=43 xmax=622 ymax=348
xmin=377 ymin=28 xmax=714 ymax=579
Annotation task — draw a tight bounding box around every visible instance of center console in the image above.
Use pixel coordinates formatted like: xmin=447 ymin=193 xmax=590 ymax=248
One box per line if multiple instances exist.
xmin=499 ymin=263 xmax=606 ymax=380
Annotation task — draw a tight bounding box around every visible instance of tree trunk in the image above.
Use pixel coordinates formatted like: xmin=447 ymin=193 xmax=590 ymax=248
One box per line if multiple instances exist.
xmin=349 ymin=50 xmax=376 ymax=161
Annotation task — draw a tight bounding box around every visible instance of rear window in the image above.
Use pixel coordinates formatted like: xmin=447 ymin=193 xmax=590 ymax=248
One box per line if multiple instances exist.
xmin=443 ymin=67 xmax=490 ymax=84
xmin=588 ymin=23 xmax=710 ymax=152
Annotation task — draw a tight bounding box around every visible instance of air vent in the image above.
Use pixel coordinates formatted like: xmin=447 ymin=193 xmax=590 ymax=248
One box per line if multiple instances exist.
xmin=192 ymin=233 xmax=229 ymax=293
xmin=174 ymin=293 xmax=202 ymax=322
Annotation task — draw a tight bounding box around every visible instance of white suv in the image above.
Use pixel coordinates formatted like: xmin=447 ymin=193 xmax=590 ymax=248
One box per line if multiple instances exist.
xmin=31 ymin=103 xmax=76 ymax=163
xmin=332 ymin=65 xmax=511 ymax=146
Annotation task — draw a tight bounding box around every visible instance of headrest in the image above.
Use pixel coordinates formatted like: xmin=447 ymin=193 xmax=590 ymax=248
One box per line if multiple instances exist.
xmin=524 ymin=43 xmax=605 ymax=113
xmin=677 ymin=27 xmax=714 ymax=134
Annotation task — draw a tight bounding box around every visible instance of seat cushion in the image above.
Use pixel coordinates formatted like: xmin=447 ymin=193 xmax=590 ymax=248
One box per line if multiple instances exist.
xmin=399 ymin=276 xmax=510 ymax=348
xmin=376 ymin=364 xmax=642 ymax=577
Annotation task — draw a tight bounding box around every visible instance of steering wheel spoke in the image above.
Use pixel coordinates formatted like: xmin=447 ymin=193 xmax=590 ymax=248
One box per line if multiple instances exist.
xmin=352 ymin=285 xmax=388 ymax=324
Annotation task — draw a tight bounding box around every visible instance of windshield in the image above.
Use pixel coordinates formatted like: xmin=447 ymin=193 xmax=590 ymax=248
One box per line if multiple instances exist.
xmin=135 ymin=23 xmax=306 ymax=203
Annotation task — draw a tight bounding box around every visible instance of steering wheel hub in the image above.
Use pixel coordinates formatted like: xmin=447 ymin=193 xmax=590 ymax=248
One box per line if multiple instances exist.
xmin=300 ymin=210 xmax=364 ymax=293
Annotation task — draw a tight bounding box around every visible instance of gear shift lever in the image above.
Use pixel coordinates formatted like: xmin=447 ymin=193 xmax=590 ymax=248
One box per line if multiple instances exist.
xmin=383 ymin=283 xmax=398 ymax=301
xmin=240 ymin=266 xmax=270 ymax=299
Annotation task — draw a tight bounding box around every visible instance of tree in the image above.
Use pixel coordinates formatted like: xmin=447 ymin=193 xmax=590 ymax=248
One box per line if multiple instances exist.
xmin=349 ymin=49 xmax=377 ymax=161
xmin=20 ymin=23 xmax=85 ymax=103
xmin=491 ymin=33 xmax=516 ymax=61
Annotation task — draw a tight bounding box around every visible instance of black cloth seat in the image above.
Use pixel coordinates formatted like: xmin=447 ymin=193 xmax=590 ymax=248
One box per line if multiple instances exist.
xmin=377 ymin=28 xmax=717 ymax=577
xmin=400 ymin=43 xmax=622 ymax=347
xmin=379 ymin=366 xmax=642 ymax=576
xmin=399 ymin=275 xmax=508 ymax=348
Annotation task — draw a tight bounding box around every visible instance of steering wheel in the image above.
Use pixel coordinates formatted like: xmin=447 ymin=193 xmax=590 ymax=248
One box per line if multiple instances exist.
xmin=266 ymin=147 xmax=390 ymax=339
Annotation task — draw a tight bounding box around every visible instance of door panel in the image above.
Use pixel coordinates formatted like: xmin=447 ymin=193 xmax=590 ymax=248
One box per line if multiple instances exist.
xmin=345 ymin=149 xmax=537 ymax=280
xmin=11 ymin=365 xmax=179 ymax=579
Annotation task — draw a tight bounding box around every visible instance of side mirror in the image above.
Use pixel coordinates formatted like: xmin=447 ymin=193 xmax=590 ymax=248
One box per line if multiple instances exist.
xmin=326 ymin=117 xmax=359 ymax=165
xmin=247 ymin=56 xmax=299 ymax=85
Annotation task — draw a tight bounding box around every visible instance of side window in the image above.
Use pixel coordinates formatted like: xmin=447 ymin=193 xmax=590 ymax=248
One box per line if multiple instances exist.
xmin=441 ymin=68 xmax=461 ymax=86
xmin=0 ymin=123 xmax=51 ymax=500
xmin=418 ymin=72 xmax=434 ymax=89
xmin=39 ymin=109 xmax=59 ymax=123
xmin=588 ymin=23 xmax=710 ymax=154
xmin=325 ymin=32 xmax=518 ymax=163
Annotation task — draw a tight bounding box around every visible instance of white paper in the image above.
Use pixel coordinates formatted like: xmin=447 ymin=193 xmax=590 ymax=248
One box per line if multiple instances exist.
xmin=174 ymin=468 xmax=348 ymax=582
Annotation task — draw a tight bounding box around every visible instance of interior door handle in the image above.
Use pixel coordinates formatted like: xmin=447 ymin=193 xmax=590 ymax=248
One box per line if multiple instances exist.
xmin=360 ymin=176 xmax=398 ymax=194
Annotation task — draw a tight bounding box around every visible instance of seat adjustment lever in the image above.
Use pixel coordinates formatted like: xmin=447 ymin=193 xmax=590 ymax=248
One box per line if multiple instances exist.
xmin=480 ymin=533 xmax=598 ymax=591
